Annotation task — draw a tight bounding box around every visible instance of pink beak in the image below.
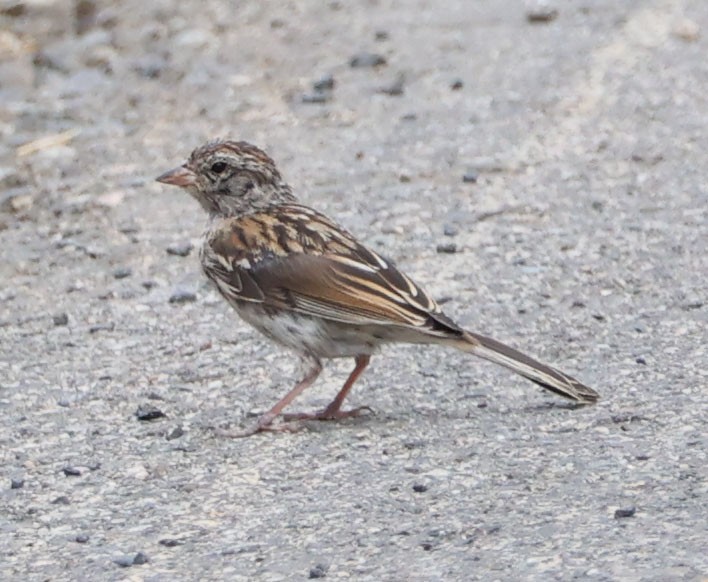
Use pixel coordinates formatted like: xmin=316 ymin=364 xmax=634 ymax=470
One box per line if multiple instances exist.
xmin=156 ymin=165 xmax=197 ymax=188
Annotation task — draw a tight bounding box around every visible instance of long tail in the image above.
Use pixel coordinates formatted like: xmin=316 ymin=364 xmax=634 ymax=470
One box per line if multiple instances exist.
xmin=453 ymin=330 xmax=599 ymax=403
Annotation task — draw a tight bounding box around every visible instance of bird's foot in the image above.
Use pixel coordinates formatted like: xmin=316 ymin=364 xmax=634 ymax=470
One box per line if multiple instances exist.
xmin=282 ymin=405 xmax=374 ymax=422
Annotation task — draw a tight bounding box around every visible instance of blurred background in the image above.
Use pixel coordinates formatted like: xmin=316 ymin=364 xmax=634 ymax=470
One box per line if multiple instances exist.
xmin=1 ymin=1 xmax=706 ymax=580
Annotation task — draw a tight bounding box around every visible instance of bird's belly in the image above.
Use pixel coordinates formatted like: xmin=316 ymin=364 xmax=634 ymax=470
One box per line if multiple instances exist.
xmin=233 ymin=302 xmax=381 ymax=358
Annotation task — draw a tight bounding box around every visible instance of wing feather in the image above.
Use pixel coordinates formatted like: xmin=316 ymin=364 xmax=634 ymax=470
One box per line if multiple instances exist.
xmin=201 ymin=205 xmax=461 ymax=337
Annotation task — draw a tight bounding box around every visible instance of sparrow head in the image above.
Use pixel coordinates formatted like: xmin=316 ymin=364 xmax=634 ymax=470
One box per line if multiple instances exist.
xmin=156 ymin=140 xmax=294 ymax=217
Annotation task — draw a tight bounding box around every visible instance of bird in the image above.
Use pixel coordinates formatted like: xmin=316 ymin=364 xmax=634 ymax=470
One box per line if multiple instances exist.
xmin=156 ymin=139 xmax=598 ymax=436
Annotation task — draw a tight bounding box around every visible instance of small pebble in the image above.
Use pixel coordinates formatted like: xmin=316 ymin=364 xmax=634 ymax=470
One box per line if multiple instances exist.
xmin=614 ymin=507 xmax=636 ymax=519
xmin=114 ymin=556 xmax=134 ymax=568
xmin=169 ymin=288 xmax=197 ymax=304
xmin=53 ymin=313 xmax=69 ymax=326
xmin=462 ymin=171 xmax=478 ymax=183
xmin=635 ymin=357 xmax=646 ymax=365
xmin=166 ymin=426 xmax=184 ymax=440
xmin=63 ymin=466 xmax=81 ymax=477
xmin=301 ymin=92 xmax=330 ymax=104
xmin=166 ymin=242 xmax=193 ymax=257
xmin=450 ymin=78 xmax=464 ymax=90
xmin=443 ymin=224 xmax=458 ymax=237
xmin=142 ymin=280 xmax=157 ymax=290
xmin=378 ymin=75 xmax=404 ymax=96
xmin=75 ymin=534 xmax=89 ymax=543
xmin=350 ymin=52 xmax=387 ymax=68
xmin=89 ymin=323 xmax=115 ymax=333
xmin=436 ymin=243 xmax=458 ymax=254
xmin=113 ymin=267 xmax=132 ymax=279
xmin=313 ymin=74 xmax=335 ymax=91
xmin=309 ymin=564 xmax=328 ymax=579
xmin=374 ymin=30 xmax=389 ymax=41
xmin=11 ymin=478 xmax=24 ymax=489
xmin=159 ymin=539 xmax=183 ymax=547
xmin=132 ymin=54 xmax=166 ymax=79
xmin=136 ymin=404 xmax=166 ymax=421
xmin=52 ymin=495 xmax=71 ymax=505
xmin=412 ymin=483 xmax=428 ymax=493
xmin=672 ymin=18 xmax=700 ymax=42
xmin=132 ymin=552 xmax=149 ymax=565
xmin=526 ymin=1 xmax=559 ymax=23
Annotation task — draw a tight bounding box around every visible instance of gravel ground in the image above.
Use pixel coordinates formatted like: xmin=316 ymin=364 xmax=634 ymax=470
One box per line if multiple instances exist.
xmin=1 ymin=0 xmax=706 ymax=580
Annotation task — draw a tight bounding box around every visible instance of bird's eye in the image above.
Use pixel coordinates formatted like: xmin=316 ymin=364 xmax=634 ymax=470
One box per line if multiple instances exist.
xmin=211 ymin=161 xmax=227 ymax=174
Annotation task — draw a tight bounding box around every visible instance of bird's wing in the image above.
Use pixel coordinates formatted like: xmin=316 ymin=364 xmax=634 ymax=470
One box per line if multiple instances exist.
xmin=202 ymin=205 xmax=462 ymax=337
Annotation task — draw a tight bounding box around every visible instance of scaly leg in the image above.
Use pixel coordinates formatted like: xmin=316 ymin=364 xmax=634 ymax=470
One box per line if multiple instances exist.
xmin=283 ymin=355 xmax=372 ymax=421
xmin=225 ymin=357 xmax=323 ymax=437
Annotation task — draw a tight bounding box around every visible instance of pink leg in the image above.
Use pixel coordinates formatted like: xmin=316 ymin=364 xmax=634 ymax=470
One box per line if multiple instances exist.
xmin=283 ymin=355 xmax=373 ymax=421
xmin=225 ymin=358 xmax=323 ymax=438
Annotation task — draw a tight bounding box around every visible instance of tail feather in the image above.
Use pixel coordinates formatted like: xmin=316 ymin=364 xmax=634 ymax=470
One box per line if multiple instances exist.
xmin=455 ymin=331 xmax=599 ymax=403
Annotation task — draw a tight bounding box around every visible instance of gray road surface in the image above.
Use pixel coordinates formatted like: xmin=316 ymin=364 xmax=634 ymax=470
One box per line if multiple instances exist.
xmin=1 ymin=0 xmax=706 ymax=580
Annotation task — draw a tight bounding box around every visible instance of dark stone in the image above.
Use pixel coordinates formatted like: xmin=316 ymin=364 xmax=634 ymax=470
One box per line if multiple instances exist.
xmin=169 ymin=288 xmax=197 ymax=304
xmin=378 ymin=75 xmax=404 ymax=96
xmin=75 ymin=0 xmax=97 ymax=34
xmin=52 ymin=495 xmax=71 ymax=505
xmin=1 ymin=3 xmax=26 ymax=17
xmin=313 ymin=74 xmax=335 ymax=91
xmin=132 ymin=55 xmax=166 ymax=79
xmin=11 ymin=478 xmax=24 ymax=489
xmin=142 ymin=280 xmax=157 ymax=289
xmin=462 ymin=171 xmax=478 ymax=183
xmin=89 ymin=322 xmax=114 ymax=333
xmin=309 ymin=564 xmax=328 ymax=579
xmin=350 ymin=52 xmax=386 ymax=68
xmin=450 ymin=78 xmax=464 ymax=90
xmin=113 ymin=267 xmax=132 ymax=279
xmin=571 ymin=300 xmax=585 ymax=308
xmin=614 ymin=507 xmax=636 ymax=519
xmin=75 ymin=534 xmax=89 ymax=543
xmin=159 ymin=539 xmax=183 ymax=547
xmin=63 ymin=466 xmax=81 ymax=477
xmin=591 ymin=313 xmax=605 ymax=321
xmin=114 ymin=555 xmax=134 ymax=568
xmin=166 ymin=426 xmax=184 ymax=440
xmin=412 ymin=483 xmax=428 ymax=493
xmin=477 ymin=401 xmax=488 ymax=409
xmin=136 ymin=404 xmax=166 ymax=421
xmin=53 ymin=313 xmax=69 ymax=326
xmin=374 ymin=30 xmax=389 ymax=41
xmin=527 ymin=5 xmax=559 ymax=23
xmin=421 ymin=542 xmax=434 ymax=551
xmin=443 ymin=224 xmax=458 ymax=237
xmin=132 ymin=552 xmax=149 ymax=565
xmin=166 ymin=242 xmax=193 ymax=257
xmin=436 ymin=243 xmax=458 ymax=254
xmin=301 ymin=92 xmax=330 ymax=104
xmin=635 ymin=357 xmax=646 ymax=365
